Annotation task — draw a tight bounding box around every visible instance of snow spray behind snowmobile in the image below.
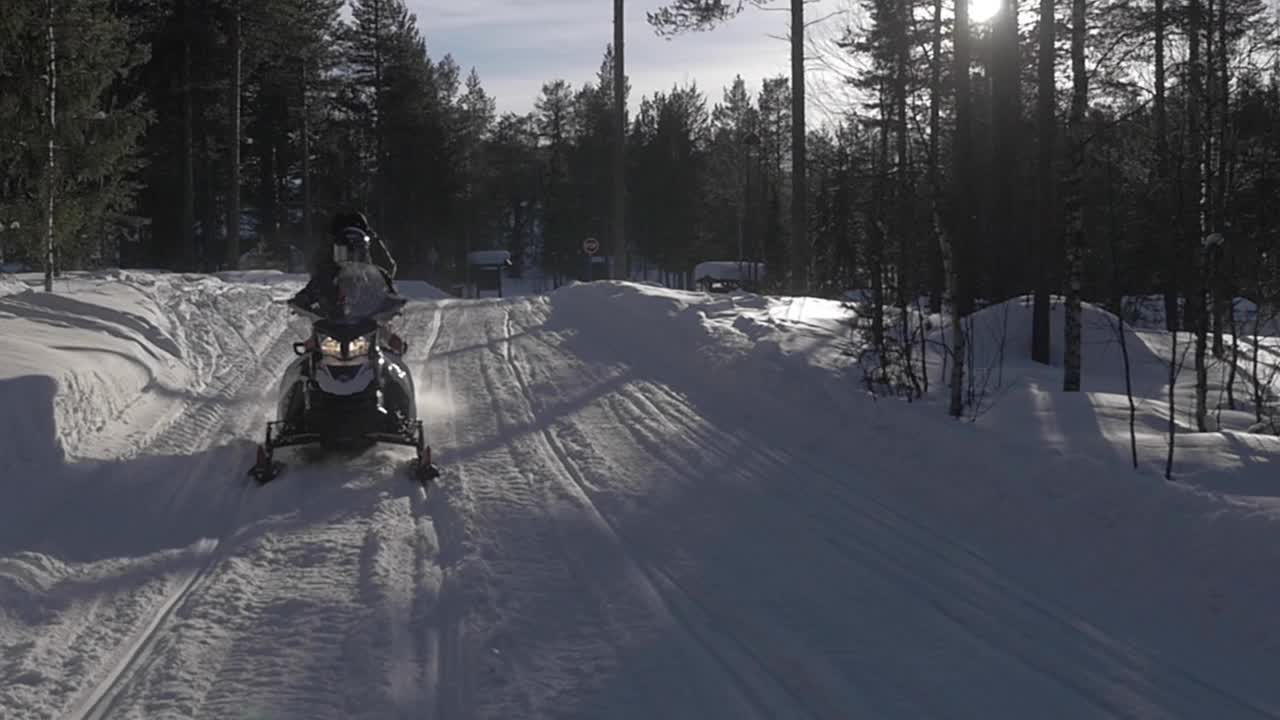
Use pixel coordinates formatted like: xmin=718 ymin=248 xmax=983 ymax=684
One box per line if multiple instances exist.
xmin=248 ymin=262 xmax=440 ymax=486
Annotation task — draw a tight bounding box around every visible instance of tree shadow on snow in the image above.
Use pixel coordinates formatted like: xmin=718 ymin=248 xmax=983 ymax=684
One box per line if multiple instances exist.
xmin=0 ymin=292 xmax=182 ymax=360
xmin=417 ymin=300 xmax=880 ymax=717
xmin=0 ymin=373 xmax=415 ymax=618
xmin=466 ymin=292 xmax=1279 ymax=719
xmin=0 ymin=376 xmax=255 ymax=561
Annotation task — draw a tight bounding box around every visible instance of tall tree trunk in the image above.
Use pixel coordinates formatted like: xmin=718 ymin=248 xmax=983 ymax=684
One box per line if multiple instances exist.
xmin=258 ymin=119 xmax=277 ymax=247
xmin=994 ymin=0 xmax=1020 ymax=302
xmin=1216 ymin=0 xmax=1234 ymax=396
xmin=1205 ymin=0 xmax=1223 ymax=360
xmin=1032 ymin=0 xmax=1055 ymax=363
xmin=181 ymin=0 xmax=195 ymax=271
xmin=872 ymin=95 xmax=888 ymax=356
xmin=791 ymin=0 xmax=808 ymax=293
xmin=1190 ymin=0 xmax=1209 ymax=431
xmin=201 ymin=134 xmax=217 ymax=270
xmin=1063 ymin=0 xmax=1087 ymax=392
xmin=373 ymin=0 xmax=384 ymax=231
xmin=614 ymin=0 xmax=627 ymax=279
xmin=1211 ymin=0 xmax=1229 ymax=358
xmin=226 ymin=0 xmax=241 ymax=269
xmin=894 ymin=0 xmax=911 ymax=319
xmin=927 ymin=0 xmax=944 ymax=314
xmin=43 ymin=0 xmax=56 ymax=292
xmin=302 ymin=58 xmax=312 ymax=264
xmin=1155 ymin=0 xmax=1177 ymax=330
xmin=948 ymin=0 xmax=972 ymax=417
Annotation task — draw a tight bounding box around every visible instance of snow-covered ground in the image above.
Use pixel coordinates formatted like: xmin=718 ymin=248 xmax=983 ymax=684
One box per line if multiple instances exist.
xmin=1 ymin=272 xmax=1278 ymax=719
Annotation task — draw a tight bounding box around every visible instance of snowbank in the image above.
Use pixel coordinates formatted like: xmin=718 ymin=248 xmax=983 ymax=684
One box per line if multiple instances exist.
xmin=0 ymin=272 xmax=28 ymax=296
xmin=0 ymin=270 xmax=298 ymax=465
xmin=938 ymin=295 xmax=1166 ymax=393
xmin=216 ymin=268 xmax=450 ymax=301
xmin=543 ymin=281 xmax=1280 ymax=700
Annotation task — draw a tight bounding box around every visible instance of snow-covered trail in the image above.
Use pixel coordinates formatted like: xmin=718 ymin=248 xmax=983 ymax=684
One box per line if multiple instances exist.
xmin=4 ymin=276 xmax=1279 ymax=719
xmin=423 ymin=295 xmax=1279 ymax=720
xmin=0 ymin=275 xmax=306 ymax=720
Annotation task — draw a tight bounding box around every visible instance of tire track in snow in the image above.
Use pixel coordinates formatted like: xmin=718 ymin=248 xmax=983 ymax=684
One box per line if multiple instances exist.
xmin=51 ymin=286 xmax=301 ymax=720
xmin=498 ymin=301 xmax=811 ymax=719
xmin=623 ymin=377 xmax=1279 ymax=718
xmin=408 ymin=303 xmax=449 ymax=717
xmin=509 ymin=301 xmax=1272 ymax=718
xmin=437 ymin=301 xmax=680 ymax=717
xmin=425 ymin=311 xmax=474 ymax=720
xmin=67 ymin=488 xmax=252 ymax=720
xmin=357 ymin=302 xmax=457 ymax=718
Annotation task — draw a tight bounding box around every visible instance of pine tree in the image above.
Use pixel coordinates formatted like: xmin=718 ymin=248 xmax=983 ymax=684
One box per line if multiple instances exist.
xmin=0 ymin=0 xmax=149 ymax=274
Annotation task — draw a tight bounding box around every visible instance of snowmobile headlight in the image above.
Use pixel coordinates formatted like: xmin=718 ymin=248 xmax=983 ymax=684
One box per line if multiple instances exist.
xmin=319 ymin=335 xmax=343 ymax=357
xmin=346 ymin=335 xmax=371 ymax=358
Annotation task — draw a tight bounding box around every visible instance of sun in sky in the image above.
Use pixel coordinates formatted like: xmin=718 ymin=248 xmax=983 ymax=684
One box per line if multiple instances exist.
xmin=970 ymin=0 xmax=1002 ymax=22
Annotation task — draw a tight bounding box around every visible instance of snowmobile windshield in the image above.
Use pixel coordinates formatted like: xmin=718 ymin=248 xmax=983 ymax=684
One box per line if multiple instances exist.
xmin=326 ymin=262 xmax=405 ymax=322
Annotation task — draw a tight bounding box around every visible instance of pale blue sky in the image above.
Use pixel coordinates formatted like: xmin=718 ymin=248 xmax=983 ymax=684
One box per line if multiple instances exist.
xmin=407 ymin=0 xmax=855 ymax=123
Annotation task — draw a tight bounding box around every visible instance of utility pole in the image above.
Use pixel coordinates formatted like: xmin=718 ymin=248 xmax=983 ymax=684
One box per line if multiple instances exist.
xmin=44 ymin=0 xmax=56 ymax=292
xmin=613 ymin=0 xmax=626 ymax=280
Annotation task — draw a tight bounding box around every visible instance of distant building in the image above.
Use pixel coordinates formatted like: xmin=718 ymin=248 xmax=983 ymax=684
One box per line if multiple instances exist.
xmin=694 ymin=261 xmax=766 ymax=293
xmin=464 ymin=250 xmax=513 ymax=298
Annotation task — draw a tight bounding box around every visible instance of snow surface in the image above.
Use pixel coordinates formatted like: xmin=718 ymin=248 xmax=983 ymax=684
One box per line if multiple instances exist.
xmin=0 ymin=272 xmax=29 ymax=296
xmin=1 ymin=275 xmax=1279 ymax=719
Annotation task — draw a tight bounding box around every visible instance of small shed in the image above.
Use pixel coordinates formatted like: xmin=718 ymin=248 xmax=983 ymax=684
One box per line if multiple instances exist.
xmin=694 ymin=261 xmax=766 ymax=293
xmin=466 ymin=249 xmax=513 ymax=298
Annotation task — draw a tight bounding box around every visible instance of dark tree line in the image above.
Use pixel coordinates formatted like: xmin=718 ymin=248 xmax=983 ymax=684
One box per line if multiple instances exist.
xmin=5 ymin=0 xmax=1280 ymax=415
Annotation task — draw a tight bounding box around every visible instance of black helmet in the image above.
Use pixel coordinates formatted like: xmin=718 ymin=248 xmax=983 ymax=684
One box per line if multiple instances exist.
xmin=333 ymin=226 xmax=371 ymax=264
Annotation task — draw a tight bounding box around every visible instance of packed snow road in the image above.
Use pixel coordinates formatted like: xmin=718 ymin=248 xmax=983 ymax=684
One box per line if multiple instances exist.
xmin=2 ymin=273 xmax=1278 ymax=719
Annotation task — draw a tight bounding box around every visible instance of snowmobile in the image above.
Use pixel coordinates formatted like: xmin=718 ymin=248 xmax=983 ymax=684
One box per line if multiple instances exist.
xmin=248 ymin=262 xmax=440 ymax=486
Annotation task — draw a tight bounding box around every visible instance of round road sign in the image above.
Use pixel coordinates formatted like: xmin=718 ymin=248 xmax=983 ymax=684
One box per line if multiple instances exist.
xmin=583 ymin=237 xmax=600 ymax=255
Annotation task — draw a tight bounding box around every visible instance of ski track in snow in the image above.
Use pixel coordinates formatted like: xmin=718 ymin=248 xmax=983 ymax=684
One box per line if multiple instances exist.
xmin=5 ymin=276 xmax=1280 ymax=719
xmin=1 ymin=276 xmax=302 ymax=720
xmin=499 ymin=301 xmax=804 ymax=719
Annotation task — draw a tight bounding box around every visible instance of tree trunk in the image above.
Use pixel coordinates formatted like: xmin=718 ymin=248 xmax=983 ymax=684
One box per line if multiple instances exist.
xmin=1190 ymin=0 xmax=1209 ymax=431
xmin=1063 ymin=0 xmax=1087 ymax=392
xmin=948 ymin=0 xmax=972 ymax=417
xmin=181 ymin=0 xmax=195 ymax=271
xmin=1205 ymin=0 xmax=1223 ymax=360
xmin=1155 ymin=0 xmax=1177 ymax=331
xmin=872 ymin=114 xmax=887 ymax=357
xmin=994 ymin=0 xmax=1020 ymax=303
xmin=373 ymin=0 xmax=385 ymax=231
xmin=1211 ymin=0 xmax=1230 ymax=359
xmin=790 ymin=0 xmax=807 ymax=293
xmin=201 ymin=133 xmax=217 ymax=270
xmin=927 ymin=0 xmax=944 ymax=314
xmin=1032 ymin=0 xmax=1054 ymax=364
xmin=894 ymin=0 xmax=914 ymax=395
xmin=614 ymin=0 xmax=627 ymax=279
xmin=302 ymin=57 xmax=312 ymax=264
xmin=43 ymin=0 xmax=56 ymax=292
xmin=226 ymin=0 xmax=241 ymax=269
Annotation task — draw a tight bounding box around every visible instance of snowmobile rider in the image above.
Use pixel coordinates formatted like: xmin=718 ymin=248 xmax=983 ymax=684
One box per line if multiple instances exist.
xmin=288 ymin=211 xmax=398 ymax=313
